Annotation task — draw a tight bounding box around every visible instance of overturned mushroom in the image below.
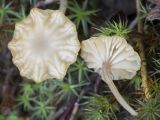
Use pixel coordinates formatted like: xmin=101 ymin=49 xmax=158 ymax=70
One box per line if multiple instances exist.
xmin=8 ymin=8 xmax=80 ymax=83
xmin=81 ymin=35 xmax=141 ymax=116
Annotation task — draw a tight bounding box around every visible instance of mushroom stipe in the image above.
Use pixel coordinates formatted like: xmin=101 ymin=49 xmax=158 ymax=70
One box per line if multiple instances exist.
xmin=103 ymin=62 xmax=138 ymax=116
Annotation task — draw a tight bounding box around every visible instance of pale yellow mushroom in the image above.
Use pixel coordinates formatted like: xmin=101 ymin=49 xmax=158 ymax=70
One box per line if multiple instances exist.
xmin=8 ymin=8 xmax=80 ymax=83
xmin=81 ymin=35 xmax=141 ymax=116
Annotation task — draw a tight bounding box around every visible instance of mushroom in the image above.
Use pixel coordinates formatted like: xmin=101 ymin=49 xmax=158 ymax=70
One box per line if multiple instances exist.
xmin=81 ymin=35 xmax=141 ymax=116
xmin=8 ymin=8 xmax=80 ymax=83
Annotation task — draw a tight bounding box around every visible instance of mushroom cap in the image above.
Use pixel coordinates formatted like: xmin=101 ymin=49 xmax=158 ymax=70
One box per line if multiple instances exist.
xmin=81 ymin=36 xmax=141 ymax=80
xmin=8 ymin=8 xmax=80 ymax=83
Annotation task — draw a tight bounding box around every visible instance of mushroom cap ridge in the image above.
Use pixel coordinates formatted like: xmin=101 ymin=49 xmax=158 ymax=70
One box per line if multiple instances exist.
xmin=8 ymin=8 xmax=80 ymax=83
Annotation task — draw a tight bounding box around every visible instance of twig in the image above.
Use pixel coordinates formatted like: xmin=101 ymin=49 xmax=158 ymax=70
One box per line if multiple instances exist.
xmin=59 ymin=0 xmax=68 ymax=13
xmin=34 ymin=0 xmax=58 ymax=7
xmin=51 ymin=106 xmax=67 ymax=120
xmin=58 ymin=97 xmax=77 ymax=120
xmin=69 ymin=102 xmax=79 ymax=120
xmin=128 ymin=17 xmax=138 ymax=30
xmin=136 ymin=0 xmax=151 ymax=99
xmin=94 ymin=75 xmax=101 ymax=93
xmin=69 ymin=86 xmax=86 ymax=120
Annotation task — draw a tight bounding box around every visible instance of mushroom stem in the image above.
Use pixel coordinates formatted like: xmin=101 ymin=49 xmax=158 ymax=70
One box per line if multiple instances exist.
xmin=102 ymin=62 xmax=138 ymax=116
xmin=59 ymin=0 xmax=68 ymax=13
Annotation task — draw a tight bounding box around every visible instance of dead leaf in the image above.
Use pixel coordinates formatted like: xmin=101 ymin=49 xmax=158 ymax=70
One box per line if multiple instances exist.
xmin=147 ymin=6 xmax=160 ymax=21
xmin=149 ymin=0 xmax=160 ymax=6
xmin=147 ymin=0 xmax=160 ymax=21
